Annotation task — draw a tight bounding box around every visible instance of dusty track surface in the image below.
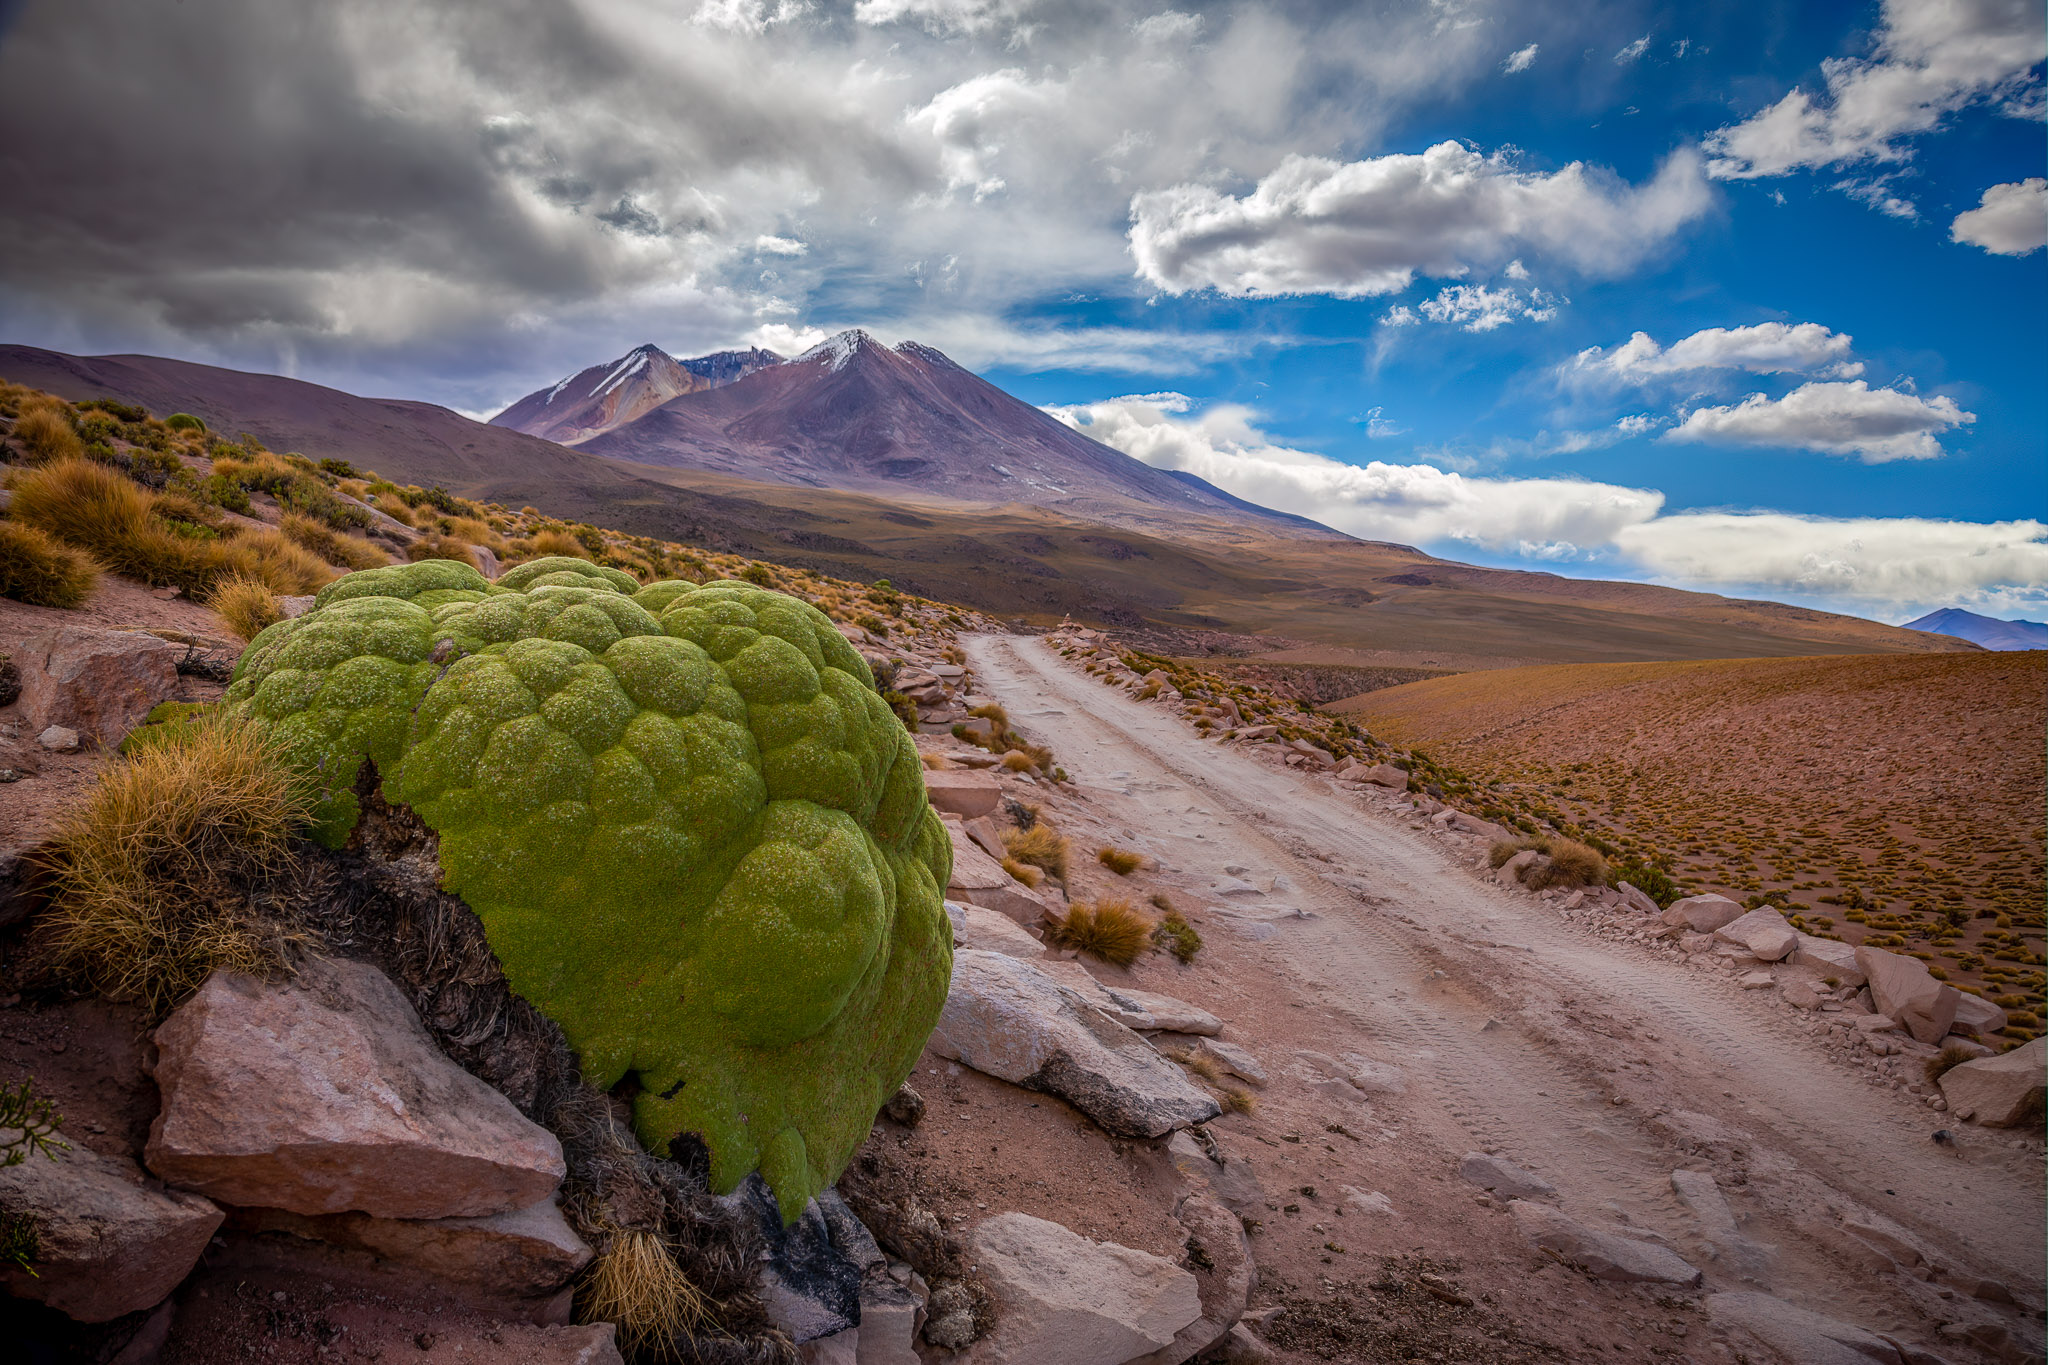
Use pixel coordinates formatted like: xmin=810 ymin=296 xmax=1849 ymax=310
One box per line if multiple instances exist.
xmin=963 ymin=633 xmax=2044 ymax=1358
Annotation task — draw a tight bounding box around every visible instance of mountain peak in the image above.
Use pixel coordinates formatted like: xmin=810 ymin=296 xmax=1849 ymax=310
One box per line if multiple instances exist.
xmin=1902 ymin=607 xmax=2047 ymax=651
xmin=798 ymin=328 xmax=881 ymax=372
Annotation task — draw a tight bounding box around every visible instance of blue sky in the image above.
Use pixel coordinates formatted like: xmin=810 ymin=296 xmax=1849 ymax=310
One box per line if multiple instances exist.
xmin=1 ymin=0 xmax=2042 ymax=621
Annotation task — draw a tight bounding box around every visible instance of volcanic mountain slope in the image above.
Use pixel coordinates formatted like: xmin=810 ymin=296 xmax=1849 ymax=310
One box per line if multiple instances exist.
xmin=490 ymin=343 xmax=783 ymax=445
xmin=1902 ymin=607 xmax=2048 ymax=651
xmin=568 ymin=329 xmax=1337 ymax=535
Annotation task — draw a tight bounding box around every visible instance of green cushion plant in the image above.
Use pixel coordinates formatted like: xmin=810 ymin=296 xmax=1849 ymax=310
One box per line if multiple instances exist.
xmin=221 ymin=557 xmax=953 ymax=1219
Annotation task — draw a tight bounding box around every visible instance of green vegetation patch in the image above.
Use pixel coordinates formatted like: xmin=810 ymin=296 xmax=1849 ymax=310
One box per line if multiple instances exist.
xmin=221 ymin=557 xmax=953 ymax=1220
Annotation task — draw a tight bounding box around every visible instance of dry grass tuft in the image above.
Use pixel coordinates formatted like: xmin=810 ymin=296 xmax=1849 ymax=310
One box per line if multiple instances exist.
xmin=577 ymin=1228 xmax=708 ymax=1355
xmin=39 ymin=720 xmax=317 ymax=1015
xmin=1488 ymin=834 xmax=1609 ymax=890
xmin=921 ymin=752 xmax=953 ymax=770
xmin=11 ymin=401 xmax=83 ymax=463
xmin=1043 ymin=897 xmax=1152 ymax=968
xmin=405 ymin=532 xmax=479 ymax=569
xmin=1001 ymin=856 xmax=1043 ymax=888
xmin=1096 ymin=845 xmax=1144 ymax=876
xmin=1924 ymin=1043 xmax=1980 ymax=1085
xmin=1220 ymin=1086 xmax=1258 ymax=1116
xmin=528 ymin=527 xmax=593 ymax=561
xmin=1149 ymin=894 xmax=1203 ymax=964
xmin=1003 ymin=823 xmax=1070 ymax=882
xmin=209 ymin=573 xmax=283 ymax=642
xmin=281 ymin=512 xmax=387 ymax=572
xmin=967 ymin=702 xmax=1008 ymax=727
xmin=1167 ymin=1047 xmax=1223 ymax=1083
xmin=0 ymin=520 xmax=100 ymax=608
xmin=1000 ymin=750 xmax=1038 ymax=773
xmin=228 ymin=529 xmax=332 ymax=596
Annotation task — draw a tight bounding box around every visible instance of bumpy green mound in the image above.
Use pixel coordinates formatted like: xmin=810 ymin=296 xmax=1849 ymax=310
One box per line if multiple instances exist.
xmin=223 ymin=557 xmax=953 ymax=1218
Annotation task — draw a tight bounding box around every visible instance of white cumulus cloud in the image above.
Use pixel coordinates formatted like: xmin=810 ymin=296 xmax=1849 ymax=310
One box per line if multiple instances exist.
xmin=1396 ymin=281 xmax=1561 ymax=331
xmin=1951 ymin=177 xmax=2048 ymax=254
xmin=1502 ymin=43 xmax=1539 ymax=73
xmin=1572 ymin=322 xmax=1865 ymax=382
xmin=1705 ymin=0 xmax=2046 ymax=180
xmin=1127 ymin=140 xmax=1712 ymax=298
xmin=1664 ymin=380 xmax=1974 ymax=461
xmin=1614 ymin=35 xmax=1650 ymax=64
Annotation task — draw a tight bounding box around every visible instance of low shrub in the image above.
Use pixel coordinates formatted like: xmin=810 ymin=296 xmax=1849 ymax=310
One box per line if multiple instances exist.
xmin=163 ymin=412 xmax=207 ymax=433
xmin=741 ymin=563 xmax=774 ymax=586
xmin=526 ymin=526 xmax=590 ymax=560
xmin=1924 ymin=1043 xmax=1979 ymax=1085
xmin=1000 ymin=751 xmax=1037 ymax=773
xmin=1003 ymin=823 xmax=1069 ymax=882
xmin=0 ymin=521 xmax=100 ymax=608
xmin=10 ymin=401 xmax=83 ymax=463
xmin=1149 ymin=894 xmax=1202 ymax=964
xmin=1220 ymin=1087 xmax=1258 ymax=1116
xmin=209 ymin=573 xmax=283 ymax=642
xmin=1611 ymin=861 xmax=1680 ymax=907
xmin=280 ymin=512 xmax=386 ymax=571
xmin=405 ymin=532 xmax=479 ymax=569
xmin=1097 ymin=846 xmax=1144 ymax=876
xmin=1042 ymin=897 xmax=1152 ymax=968
xmin=1488 ymin=834 xmax=1609 ymax=890
xmin=38 ymin=719 xmax=317 ymax=1014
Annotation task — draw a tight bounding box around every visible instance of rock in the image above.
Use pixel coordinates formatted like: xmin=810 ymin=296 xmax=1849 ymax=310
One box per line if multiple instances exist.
xmin=1680 ymin=932 xmax=1717 ymax=954
xmin=857 ymin=1275 xmax=926 ymax=1365
xmin=1509 ymin=1202 xmax=1701 ymax=1285
xmin=964 ymin=815 xmax=1008 ymax=861
xmin=1706 ymin=1292 xmax=1906 ymax=1365
xmin=947 ymin=900 xmax=1046 ymax=959
xmin=1342 ymin=1187 xmax=1396 ymax=1217
xmin=923 ymin=1278 xmax=979 ymax=1349
xmin=1662 ymin=894 xmax=1745 ymax=934
xmin=16 ymin=625 xmax=180 ymax=746
xmin=964 ymin=1213 xmax=1202 ymax=1365
xmin=1853 ymin=1013 xmax=1900 ymax=1033
xmin=1948 ymin=991 xmax=2009 ymax=1039
xmin=1336 ymin=1052 xmax=1405 ymax=1096
xmin=1782 ymin=980 xmax=1824 ymax=1009
xmin=800 ymin=1330 xmax=859 ymax=1365
xmin=1163 ymin=1131 xmax=1265 ymax=1213
xmin=36 ymin=724 xmax=80 ymax=751
xmin=1361 ymin=763 xmax=1409 ymax=790
xmin=1129 ymin=1193 xmax=1252 ymax=1365
xmin=1458 ymin=1152 xmax=1555 ymax=1202
xmin=1856 ymin=946 xmax=1961 ymax=1045
xmin=278 ymin=594 xmax=318 ymax=618
xmin=923 ymin=769 xmax=1003 ymax=818
xmin=1615 ymin=882 xmax=1660 ymax=917
xmin=1669 ymin=1170 xmax=1772 ymax=1281
xmin=1714 ymin=908 xmax=1799 ymax=962
xmin=1208 ymin=877 xmax=1264 ymax=898
xmin=229 ymin=1196 xmax=592 ymax=1298
xmin=0 ymin=1143 xmax=224 ymax=1322
xmin=1087 ymin=982 xmax=1222 ymax=1036
xmin=881 ymin=1083 xmax=925 ymax=1126
xmin=1188 ymin=1036 xmax=1266 ymax=1087
xmin=945 ymin=830 xmax=1056 ymax=927
xmin=932 ymin=950 xmax=1221 ymax=1136
xmin=732 ymin=1182 xmax=865 ymax=1344
xmin=1211 ymin=1324 xmax=1274 ymax=1363
xmin=1436 ymin=809 xmax=1512 ymax=841
xmin=146 ymin=958 xmax=566 ymax=1219
xmin=1496 ymin=849 xmax=1540 ymax=885
xmin=1738 ymin=970 xmax=1775 ymax=990
xmin=1790 ymin=933 xmax=1867 ymax=987
xmin=1938 ymin=1037 xmax=2045 ymax=1127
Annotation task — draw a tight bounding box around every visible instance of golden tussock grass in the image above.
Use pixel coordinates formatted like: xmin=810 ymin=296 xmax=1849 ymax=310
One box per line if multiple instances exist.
xmin=229 ymin=528 xmax=333 ymax=595
xmin=1043 ymin=897 xmax=1151 ymax=968
xmin=12 ymin=401 xmax=83 ymax=463
xmin=1489 ymin=834 xmax=1609 ymax=890
xmin=1167 ymin=1047 xmax=1222 ymax=1083
xmin=1220 ymin=1086 xmax=1258 ymax=1115
xmin=1096 ymin=845 xmax=1144 ymax=876
xmin=281 ymin=512 xmax=387 ymax=572
xmin=39 ymin=720 xmax=317 ymax=1015
xmin=920 ymin=752 xmax=953 ymax=770
xmin=577 ymin=1228 xmax=708 ymax=1355
xmin=209 ymin=573 xmax=283 ymax=641
xmin=1924 ymin=1043 xmax=1979 ymax=1085
xmin=1001 ymin=856 xmax=1043 ymax=888
xmin=527 ymin=527 xmax=593 ymax=560
xmin=405 ymin=532 xmax=479 ymax=569
xmin=1002 ymin=823 xmax=1069 ymax=882
xmin=0 ymin=520 xmax=100 ymax=608
xmin=999 ymin=750 xmax=1037 ymax=773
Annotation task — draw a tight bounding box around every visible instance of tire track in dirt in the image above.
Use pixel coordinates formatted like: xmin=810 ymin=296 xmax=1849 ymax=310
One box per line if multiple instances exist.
xmin=967 ymin=633 xmax=2045 ymax=1298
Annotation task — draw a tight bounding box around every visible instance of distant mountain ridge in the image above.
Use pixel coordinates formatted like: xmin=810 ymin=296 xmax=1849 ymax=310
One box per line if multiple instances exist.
xmin=1903 ymin=607 xmax=2047 ymax=651
xmin=497 ymin=329 xmax=1339 ymax=535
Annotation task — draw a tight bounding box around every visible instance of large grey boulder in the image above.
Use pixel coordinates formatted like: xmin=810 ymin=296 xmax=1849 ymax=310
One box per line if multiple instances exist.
xmin=932 ymin=950 xmax=1220 ymax=1136
xmin=1706 ymin=1292 xmax=1906 ymax=1365
xmin=964 ymin=1213 xmax=1202 ymax=1365
xmin=947 ymin=899 xmax=1047 ymax=959
xmin=16 ymin=624 xmax=179 ymax=746
xmin=1949 ymin=990 xmax=2009 ymax=1039
xmin=1714 ymin=908 xmax=1799 ymax=962
xmin=1939 ymin=1037 xmax=2045 ymax=1127
xmin=146 ymin=958 xmax=566 ymax=1219
xmin=1855 ymin=946 xmax=1960 ymax=1045
xmin=0 ymin=1143 xmax=223 ymax=1322
xmin=1662 ymin=894 xmax=1744 ymax=934
xmin=1789 ymin=933 xmax=1866 ymax=987
xmin=1508 ymin=1201 xmax=1701 ymax=1285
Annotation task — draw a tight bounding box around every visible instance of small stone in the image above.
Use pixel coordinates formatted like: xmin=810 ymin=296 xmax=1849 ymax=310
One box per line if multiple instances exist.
xmin=37 ymin=725 xmax=81 ymax=752
xmin=1457 ymin=1152 xmax=1555 ymax=1202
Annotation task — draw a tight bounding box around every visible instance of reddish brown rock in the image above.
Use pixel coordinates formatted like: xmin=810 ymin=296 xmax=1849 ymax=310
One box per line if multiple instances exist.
xmin=146 ymin=958 xmax=565 ymax=1219
xmin=923 ymin=768 xmax=1003 ymax=818
xmin=229 ymin=1196 xmax=593 ymax=1297
xmin=0 ymin=1143 xmax=223 ymax=1322
xmin=16 ymin=625 xmax=179 ymax=746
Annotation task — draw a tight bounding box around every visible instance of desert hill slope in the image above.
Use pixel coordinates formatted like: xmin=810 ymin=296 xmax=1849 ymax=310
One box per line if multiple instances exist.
xmin=1333 ymin=651 xmax=2047 ymax=1014
xmin=0 ymin=342 xmax=1976 ymax=665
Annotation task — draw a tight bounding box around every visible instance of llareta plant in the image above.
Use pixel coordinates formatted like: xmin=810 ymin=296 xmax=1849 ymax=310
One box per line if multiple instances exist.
xmin=218 ymin=557 xmax=953 ymax=1220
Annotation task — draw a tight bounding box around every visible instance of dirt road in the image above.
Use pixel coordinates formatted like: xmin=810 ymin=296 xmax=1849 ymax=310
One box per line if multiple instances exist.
xmin=962 ymin=632 xmax=2044 ymax=1342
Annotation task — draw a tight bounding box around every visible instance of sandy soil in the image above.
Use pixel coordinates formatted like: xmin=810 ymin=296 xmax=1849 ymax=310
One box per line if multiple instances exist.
xmin=949 ymin=633 xmax=2045 ymax=1364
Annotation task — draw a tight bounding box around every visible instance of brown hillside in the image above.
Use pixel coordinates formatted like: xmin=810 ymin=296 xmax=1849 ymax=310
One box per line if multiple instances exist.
xmin=1335 ymin=653 xmax=2047 ymax=1024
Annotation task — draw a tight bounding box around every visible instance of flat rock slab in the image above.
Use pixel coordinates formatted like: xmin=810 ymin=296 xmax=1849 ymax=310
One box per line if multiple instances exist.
xmin=1662 ymin=894 xmax=1744 ymax=934
xmin=1669 ymin=1169 xmax=1772 ymax=1281
xmin=932 ymin=950 xmax=1220 ymax=1137
xmin=1789 ymin=933 xmax=1866 ymax=987
xmin=965 ymin=1213 xmax=1202 ymax=1365
xmin=1856 ymin=945 xmax=1960 ymax=1044
xmin=1509 ymin=1201 xmax=1701 ymax=1285
xmin=17 ymin=624 xmax=180 ymax=746
xmin=1714 ymin=908 xmax=1799 ymax=962
xmin=0 ymin=1143 xmax=224 ymax=1322
xmin=1129 ymin=1192 xmax=1251 ymax=1365
xmin=147 ymin=958 xmax=566 ymax=1219
xmin=1706 ymin=1292 xmax=1906 ymax=1365
xmin=1458 ymin=1152 xmax=1555 ymax=1202
xmin=1939 ymin=1037 xmax=2045 ymax=1127
xmin=945 ymin=825 xmax=1012 ymax=892
xmin=947 ymin=899 xmax=1046 ymax=959
xmin=924 ymin=769 xmax=1003 ymax=818
xmin=228 ymin=1197 xmax=592 ymax=1299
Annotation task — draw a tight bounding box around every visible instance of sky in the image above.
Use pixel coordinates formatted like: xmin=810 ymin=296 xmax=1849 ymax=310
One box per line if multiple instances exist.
xmin=0 ymin=0 xmax=2043 ymax=624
